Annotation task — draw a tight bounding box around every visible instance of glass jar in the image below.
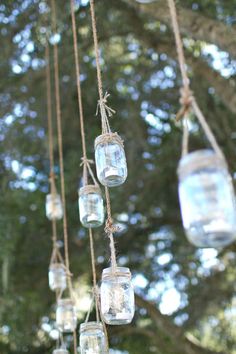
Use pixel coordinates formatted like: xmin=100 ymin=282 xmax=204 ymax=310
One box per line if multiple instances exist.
xmin=178 ymin=149 xmax=236 ymax=248
xmin=56 ymin=299 xmax=77 ymax=332
xmin=46 ymin=193 xmax=63 ymax=220
xmin=48 ymin=263 xmax=67 ymax=292
xmin=78 ymin=185 xmax=104 ymax=228
xmin=100 ymin=267 xmax=135 ymax=325
xmin=95 ymin=133 xmax=127 ymax=187
xmin=53 ymin=350 xmax=69 ymax=354
xmin=80 ymin=322 xmax=107 ymax=354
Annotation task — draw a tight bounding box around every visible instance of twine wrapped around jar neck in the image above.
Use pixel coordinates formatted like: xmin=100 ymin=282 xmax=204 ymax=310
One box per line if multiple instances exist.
xmin=94 ymin=132 xmax=124 ymax=149
xmin=79 ymin=184 xmax=102 ymax=197
xmin=80 ymin=321 xmax=103 ymax=333
xmin=178 ymin=150 xmax=228 ymax=181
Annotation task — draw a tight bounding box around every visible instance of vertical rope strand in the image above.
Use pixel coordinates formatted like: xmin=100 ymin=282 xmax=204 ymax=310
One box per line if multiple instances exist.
xmin=168 ymin=0 xmax=224 ymax=159
xmin=89 ymin=228 xmax=99 ymax=321
xmin=50 ymin=0 xmax=73 ymax=296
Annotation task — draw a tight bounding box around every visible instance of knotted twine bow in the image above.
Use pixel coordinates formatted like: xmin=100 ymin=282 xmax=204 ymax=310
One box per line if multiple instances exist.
xmin=96 ymin=91 xmax=116 ymax=135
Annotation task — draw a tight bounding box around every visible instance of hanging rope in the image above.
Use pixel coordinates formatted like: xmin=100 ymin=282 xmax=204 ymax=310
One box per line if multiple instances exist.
xmin=89 ymin=0 xmax=118 ymax=274
xmin=50 ymin=0 xmax=77 ymax=352
xmin=168 ymin=0 xmax=224 ymax=160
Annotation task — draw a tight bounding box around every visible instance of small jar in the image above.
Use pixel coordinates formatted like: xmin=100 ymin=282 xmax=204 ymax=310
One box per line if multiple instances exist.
xmin=100 ymin=267 xmax=135 ymax=325
xmin=95 ymin=133 xmax=127 ymax=187
xmin=80 ymin=322 xmax=107 ymax=354
xmin=46 ymin=193 xmax=63 ymax=220
xmin=78 ymin=185 xmax=104 ymax=228
xmin=56 ymin=299 xmax=77 ymax=333
xmin=48 ymin=263 xmax=67 ymax=292
xmin=53 ymin=350 xmax=69 ymax=354
xmin=178 ymin=149 xmax=236 ymax=248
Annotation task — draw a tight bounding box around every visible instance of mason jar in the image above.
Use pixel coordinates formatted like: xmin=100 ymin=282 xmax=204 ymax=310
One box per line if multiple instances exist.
xmin=78 ymin=185 xmax=104 ymax=228
xmin=95 ymin=133 xmax=127 ymax=187
xmin=46 ymin=193 xmax=63 ymax=220
xmin=100 ymin=267 xmax=135 ymax=325
xmin=53 ymin=349 xmax=69 ymax=354
xmin=56 ymin=299 xmax=77 ymax=332
xmin=80 ymin=322 xmax=107 ymax=354
xmin=178 ymin=149 xmax=236 ymax=248
xmin=48 ymin=263 xmax=67 ymax=292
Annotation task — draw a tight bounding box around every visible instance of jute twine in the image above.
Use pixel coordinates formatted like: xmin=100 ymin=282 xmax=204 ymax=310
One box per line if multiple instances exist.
xmin=94 ymin=132 xmax=124 ymax=149
xmin=168 ymin=0 xmax=225 ymax=161
xmin=51 ymin=0 xmax=77 ymax=352
xmin=79 ymin=184 xmax=102 ymax=197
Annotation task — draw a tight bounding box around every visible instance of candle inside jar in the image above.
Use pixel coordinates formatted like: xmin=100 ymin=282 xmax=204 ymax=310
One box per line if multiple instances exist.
xmin=87 ymin=214 xmax=99 ymax=223
xmin=104 ymin=166 xmax=119 ymax=179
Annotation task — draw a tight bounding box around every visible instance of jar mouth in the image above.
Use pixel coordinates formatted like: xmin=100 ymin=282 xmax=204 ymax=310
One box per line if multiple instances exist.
xmin=178 ymin=149 xmax=227 ymax=180
xmin=94 ymin=132 xmax=123 ymax=148
xmin=57 ymin=298 xmax=74 ymax=306
xmin=49 ymin=263 xmax=65 ymax=270
xmin=79 ymin=184 xmax=101 ymax=197
xmin=80 ymin=321 xmax=103 ymax=333
xmin=102 ymin=267 xmax=131 ymax=278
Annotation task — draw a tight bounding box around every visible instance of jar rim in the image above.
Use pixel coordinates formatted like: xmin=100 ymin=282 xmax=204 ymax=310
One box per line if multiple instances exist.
xmin=178 ymin=149 xmax=227 ymax=180
xmin=57 ymin=298 xmax=75 ymax=306
xmin=49 ymin=262 xmax=66 ymax=270
xmin=102 ymin=267 xmax=131 ymax=278
xmin=79 ymin=184 xmax=102 ymax=197
xmin=80 ymin=321 xmax=103 ymax=333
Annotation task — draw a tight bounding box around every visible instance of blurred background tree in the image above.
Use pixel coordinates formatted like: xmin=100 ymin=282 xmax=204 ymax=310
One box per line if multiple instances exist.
xmin=0 ymin=0 xmax=236 ymax=353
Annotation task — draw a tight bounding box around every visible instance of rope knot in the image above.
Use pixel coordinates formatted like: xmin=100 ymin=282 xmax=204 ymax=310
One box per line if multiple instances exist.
xmin=176 ymin=86 xmax=194 ymax=122
xmin=96 ymin=91 xmax=116 ymax=118
xmin=105 ymin=219 xmax=119 ymax=234
xmin=80 ymin=156 xmax=94 ymax=167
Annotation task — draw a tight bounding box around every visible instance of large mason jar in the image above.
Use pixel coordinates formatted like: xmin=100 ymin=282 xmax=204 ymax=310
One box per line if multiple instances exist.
xmin=95 ymin=133 xmax=127 ymax=187
xmin=78 ymin=185 xmax=104 ymax=228
xmin=56 ymin=299 xmax=77 ymax=332
xmin=178 ymin=149 xmax=236 ymax=248
xmin=53 ymin=349 xmax=69 ymax=354
xmin=48 ymin=263 xmax=67 ymax=292
xmin=80 ymin=322 xmax=107 ymax=354
xmin=100 ymin=267 xmax=135 ymax=325
xmin=46 ymin=193 xmax=63 ymax=220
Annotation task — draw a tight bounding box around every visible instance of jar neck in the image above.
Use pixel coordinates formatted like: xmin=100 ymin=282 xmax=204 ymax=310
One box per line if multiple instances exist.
xmin=102 ymin=267 xmax=131 ymax=280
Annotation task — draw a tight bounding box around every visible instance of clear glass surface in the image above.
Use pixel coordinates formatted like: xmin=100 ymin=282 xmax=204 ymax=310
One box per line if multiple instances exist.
xmin=56 ymin=300 xmax=77 ymax=333
xmin=80 ymin=322 xmax=107 ymax=354
xmin=95 ymin=142 xmax=127 ymax=187
xmin=101 ymin=267 xmax=135 ymax=325
xmin=79 ymin=192 xmax=104 ymax=228
xmin=179 ymin=151 xmax=236 ymax=248
xmin=53 ymin=349 xmax=69 ymax=354
xmin=46 ymin=193 xmax=63 ymax=220
xmin=48 ymin=264 xmax=67 ymax=292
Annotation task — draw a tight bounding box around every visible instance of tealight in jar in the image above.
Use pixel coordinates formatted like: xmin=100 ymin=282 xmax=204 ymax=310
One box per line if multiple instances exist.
xmin=178 ymin=149 xmax=236 ymax=248
xmin=56 ymin=299 xmax=77 ymax=333
xmin=46 ymin=193 xmax=63 ymax=220
xmin=80 ymin=322 xmax=107 ymax=354
xmin=95 ymin=133 xmax=127 ymax=187
xmin=78 ymin=185 xmax=104 ymax=228
xmin=53 ymin=349 xmax=69 ymax=354
xmin=48 ymin=263 xmax=67 ymax=292
xmin=100 ymin=267 xmax=135 ymax=325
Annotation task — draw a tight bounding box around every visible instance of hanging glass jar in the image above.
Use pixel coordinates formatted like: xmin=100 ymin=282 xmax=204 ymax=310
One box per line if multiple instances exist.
xmin=178 ymin=149 xmax=236 ymax=248
xmin=48 ymin=263 xmax=67 ymax=292
xmin=80 ymin=322 xmax=107 ymax=354
xmin=46 ymin=193 xmax=63 ymax=220
xmin=95 ymin=133 xmax=127 ymax=187
xmin=53 ymin=349 xmax=69 ymax=354
xmin=56 ymin=299 xmax=77 ymax=332
xmin=78 ymin=185 xmax=104 ymax=228
xmin=100 ymin=267 xmax=135 ymax=325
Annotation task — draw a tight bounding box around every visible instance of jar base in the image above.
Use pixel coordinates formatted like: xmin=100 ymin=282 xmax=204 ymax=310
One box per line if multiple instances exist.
xmin=100 ymin=175 xmax=126 ymax=187
xmin=103 ymin=314 xmax=133 ymax=325
xmin=81 ymin=216 xmax=103 ymax=228
xmin=186 ymin=221 xmax=236 ymax=248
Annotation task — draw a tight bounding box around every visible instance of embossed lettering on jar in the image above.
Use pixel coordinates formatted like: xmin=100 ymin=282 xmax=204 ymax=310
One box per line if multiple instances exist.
xmin=95 ymin=133 xmax=127 ymax=187
xmin=101 ymin=267 xmax=135 ymax=325
xmin=46 ymin=193 xmax=63 ymax=220
xmin=48 ymin=263 xmax=67 ymax=292
xmin=56 ymin=299 xmax=77 ymax=332
xmin=80 ymin=322 xmax=107 ymax=354
xmin=78 ymin=185 xmax=104 ymax=228
xmin=178 ymin=149 xmax=236 ymax=248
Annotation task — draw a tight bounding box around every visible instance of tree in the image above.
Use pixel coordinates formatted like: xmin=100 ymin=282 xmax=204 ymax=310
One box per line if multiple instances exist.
xmin=0 ymin=0 xmax=236 ymax=353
